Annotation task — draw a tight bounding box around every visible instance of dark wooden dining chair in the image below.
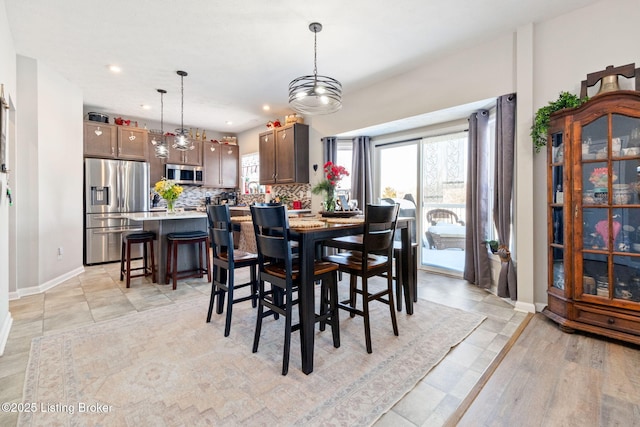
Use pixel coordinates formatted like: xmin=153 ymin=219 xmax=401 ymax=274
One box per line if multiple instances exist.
xmin=206 ymin=204 xmax=258 ymax=337
xmin=324 ymin=203 xmax=416 ymax=313
xmin=250 ymin=204 xmax=340 ymax=375
xmin=325 ymin=203 xmax=400 ymax=353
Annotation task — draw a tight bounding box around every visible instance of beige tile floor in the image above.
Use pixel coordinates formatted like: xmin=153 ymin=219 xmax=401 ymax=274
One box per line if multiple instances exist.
xmin=0 ymin=262 xmax=526 ymax=426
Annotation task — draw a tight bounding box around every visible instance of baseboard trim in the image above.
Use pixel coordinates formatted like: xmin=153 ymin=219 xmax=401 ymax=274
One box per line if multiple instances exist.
xmin=0 ymin=312 xmax=14 ymax=356
xmin=9 ymin=266 xmax=85 ymax=300
xmin=443 ymin=312 xmax=535 ymax=427
xmin=514 ymin=300 xmax=536 ymax=313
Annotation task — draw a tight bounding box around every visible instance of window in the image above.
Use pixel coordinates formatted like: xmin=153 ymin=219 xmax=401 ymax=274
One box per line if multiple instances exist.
xmin=336 ymin=140 xmax=353 ymax=193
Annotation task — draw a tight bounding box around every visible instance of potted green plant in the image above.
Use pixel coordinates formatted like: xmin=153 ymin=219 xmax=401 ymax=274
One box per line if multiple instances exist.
xmin=531 ymin=91 xmax=588 ymax=153
xmin=482 ymin=240 xmax=499 ymax=254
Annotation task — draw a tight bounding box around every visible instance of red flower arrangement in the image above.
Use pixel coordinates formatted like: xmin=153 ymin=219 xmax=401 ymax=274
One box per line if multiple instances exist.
xmin=312 ymin=161 xmax=349 ymax=212
xmin=323 ymin=161 xmax=349 ymax=186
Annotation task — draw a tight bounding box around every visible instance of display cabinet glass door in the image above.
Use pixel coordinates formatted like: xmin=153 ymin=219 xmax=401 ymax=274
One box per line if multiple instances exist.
xmin=550 ymin=130 xmax=565 ymax=292
xmin=579 ymin=113 xmax=640 ymax=304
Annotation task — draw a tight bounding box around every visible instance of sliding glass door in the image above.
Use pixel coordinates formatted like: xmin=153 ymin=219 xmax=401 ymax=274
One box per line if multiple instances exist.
xmin=375 ymin=131 xmax=468 ymax=276
xmin=421 ymin=132 xmax=468 ymax=274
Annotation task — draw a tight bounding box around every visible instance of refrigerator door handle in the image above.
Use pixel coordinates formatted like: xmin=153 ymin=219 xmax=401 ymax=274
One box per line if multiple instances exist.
xmin=116 ymin=163 xmax=122 ymax=209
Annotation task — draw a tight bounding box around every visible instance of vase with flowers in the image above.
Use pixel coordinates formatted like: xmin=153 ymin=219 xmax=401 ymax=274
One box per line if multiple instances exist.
xmin=312 ymin=161 xmax=349 ymax=213
xmin=154 ymin=178 xmax=183 ymax=213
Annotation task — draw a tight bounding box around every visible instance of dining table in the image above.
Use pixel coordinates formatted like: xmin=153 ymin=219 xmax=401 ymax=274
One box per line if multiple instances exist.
xmin=269 ymin=215 xmax=415 ymax=375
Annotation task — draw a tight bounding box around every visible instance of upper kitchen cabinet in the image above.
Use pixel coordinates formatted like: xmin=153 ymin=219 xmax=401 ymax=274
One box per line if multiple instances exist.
xmin=168 ymin=139 xmax=203 ymax=166
xmin=83 ymin=122 xmax=148 ymax=160
xmin=259 ymin=123 xmax=309 ymax=184
xmin=203 ymin=142 xmax=239 ymax=188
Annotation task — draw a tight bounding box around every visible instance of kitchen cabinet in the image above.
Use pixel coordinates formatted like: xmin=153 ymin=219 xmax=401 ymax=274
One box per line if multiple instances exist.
xmin=259 ymin=123 xmax=309 ymax=184
xmin=83 ymin=121 xmax=148 ymax=160
xmin=542 ymin=90 xmax=640 ymax=345
xmin=168 ymin=139 xmax=202 ymax=166
xmin=203 ymin=141 xmax=239 ymax=188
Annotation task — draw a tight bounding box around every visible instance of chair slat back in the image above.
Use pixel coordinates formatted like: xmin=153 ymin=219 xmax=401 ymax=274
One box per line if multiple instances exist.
xmin=362 ymin=204 xmax=399 ymax=260
xmin=207 ymin=204 xmax=234 ymax=259
xmin=250 ymin=205 xmax=293 ymax=267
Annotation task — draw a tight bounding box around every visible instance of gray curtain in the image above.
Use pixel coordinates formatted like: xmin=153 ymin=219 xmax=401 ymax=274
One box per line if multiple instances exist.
xmin=322 ymin=136 xmax=337 ymax=165
xmin=463 ymin=110 xmax=492 ymax=289
xmin=351 ymin=136 xmax=373 ymax=208
xmin=494 ymin=94 xmax=517 ymax=300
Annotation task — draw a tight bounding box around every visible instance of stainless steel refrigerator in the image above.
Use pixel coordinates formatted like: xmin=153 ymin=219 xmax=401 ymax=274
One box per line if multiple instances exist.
xmin=84 ymin=158 xmax=149 ymax=264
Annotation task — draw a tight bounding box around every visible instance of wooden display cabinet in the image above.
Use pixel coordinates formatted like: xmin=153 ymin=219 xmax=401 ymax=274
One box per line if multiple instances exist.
xmin=543 ymin=90 xmax=640 ymax=344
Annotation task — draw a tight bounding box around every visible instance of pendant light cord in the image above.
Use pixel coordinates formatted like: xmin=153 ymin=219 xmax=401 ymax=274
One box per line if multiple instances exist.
xmin=180 ymin=74 xmax=184 ymax=131
xmin=313 ymin=30 xmax=318 ymax=78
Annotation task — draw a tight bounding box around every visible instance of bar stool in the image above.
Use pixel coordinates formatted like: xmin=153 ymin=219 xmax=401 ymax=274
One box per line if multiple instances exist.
xmin=120 ymin=231 xmax=157 ymax=288
xmin=165 ymin=231 xmax=211 ymax=290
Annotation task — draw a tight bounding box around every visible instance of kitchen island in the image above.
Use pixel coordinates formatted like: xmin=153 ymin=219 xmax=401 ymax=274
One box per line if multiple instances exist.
xmin=121 ymin=211 xmax=208 ymax=285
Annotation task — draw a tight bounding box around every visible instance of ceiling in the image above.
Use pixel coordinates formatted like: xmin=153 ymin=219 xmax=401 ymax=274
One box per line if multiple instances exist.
xmin=5 ymin=0 xmax=598 ymax=134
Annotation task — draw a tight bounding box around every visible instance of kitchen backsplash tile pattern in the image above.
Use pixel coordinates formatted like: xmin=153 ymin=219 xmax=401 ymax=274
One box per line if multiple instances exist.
xmin=151 ymin=183 xmax=311 ymax=209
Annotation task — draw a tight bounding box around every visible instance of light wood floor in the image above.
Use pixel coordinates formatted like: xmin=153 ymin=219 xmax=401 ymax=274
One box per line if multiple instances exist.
xmin=455 ymin=314 xmax=640 ymax=427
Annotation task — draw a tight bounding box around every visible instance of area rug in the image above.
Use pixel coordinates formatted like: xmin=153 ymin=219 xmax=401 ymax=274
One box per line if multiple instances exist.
xmin=19 ymin=293 xmax=485 ymax=426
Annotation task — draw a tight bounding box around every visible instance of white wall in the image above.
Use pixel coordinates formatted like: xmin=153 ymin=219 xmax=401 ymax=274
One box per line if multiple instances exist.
xmin=36 ymin=61 xmax=84 ymax=285
xmin=15 ymin=56 xmax=39 ymax=293
xmin=0 ymin=0 xmax=16 ymax=354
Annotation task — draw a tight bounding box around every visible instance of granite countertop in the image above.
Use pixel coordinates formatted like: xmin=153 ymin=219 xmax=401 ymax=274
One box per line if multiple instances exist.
xmin=229 ymin=206 xmax=312 ymax=215
xmin=122 ymin=211 xmax=207 ymax=221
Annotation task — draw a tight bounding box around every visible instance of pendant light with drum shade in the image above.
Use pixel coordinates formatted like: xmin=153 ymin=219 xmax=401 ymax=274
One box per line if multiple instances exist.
xmin=288 ymin=22 xmax=342 ymax=115
xmin=173 ymin=70 xmax=194 ymax=151
xmin=152 ymin=89 xmax=169 ymax=158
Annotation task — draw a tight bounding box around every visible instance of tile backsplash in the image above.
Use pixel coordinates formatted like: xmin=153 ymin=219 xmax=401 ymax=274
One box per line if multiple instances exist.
xmin=151 ymin=183 xmax=311 ymax=209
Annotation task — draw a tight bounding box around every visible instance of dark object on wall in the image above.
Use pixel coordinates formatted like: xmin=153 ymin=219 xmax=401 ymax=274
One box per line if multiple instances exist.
xmin=88 ymin=112 xmax=109 ymax=123
xmin=0 ymin=85 xmax=7 ymax=173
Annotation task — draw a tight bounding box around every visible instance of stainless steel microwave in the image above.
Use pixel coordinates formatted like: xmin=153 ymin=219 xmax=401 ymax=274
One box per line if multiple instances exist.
xmin=165 ymin=164 xmax=203 ymax=185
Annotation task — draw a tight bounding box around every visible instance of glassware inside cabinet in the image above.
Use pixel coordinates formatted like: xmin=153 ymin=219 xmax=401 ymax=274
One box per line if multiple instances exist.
xmin=552 ymin=207 xmax=563 ymax=244
xmin=613 ymin=256 xmax=640 ymax=302
xmin=552 ymin=257 xmax=565 ymax=290
xmin=613 ymin=114 xmax=640 ymax=155
xmin=551 ymin=131 xmax=564 ymax=164
xmin=583 ymin=208 xmax=609 ymax=250
xmin=612 ymin=208 xmax=637 ymax=253
xmin=582 ymin=253 xmax=607 ymax=297
xmin=582 ymin=117 xmax=608 ymax=160
xmin=552 ymin=166 xmax=563 ymax=204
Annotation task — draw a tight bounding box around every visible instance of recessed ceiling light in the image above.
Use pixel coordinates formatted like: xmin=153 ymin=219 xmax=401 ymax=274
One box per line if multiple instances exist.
xmin=263 ymin=105 xmax=270 ymax=111
xmin=141 ymin=104 xmax=151 ymax=110
xmin=109 ymin=65 xmax=122 ymax=73
xmin=226 ymin=121 xmax=233 ymax=125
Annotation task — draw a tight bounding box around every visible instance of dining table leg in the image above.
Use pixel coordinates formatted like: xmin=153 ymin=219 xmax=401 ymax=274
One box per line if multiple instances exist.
xmin=298 ymin=233 xmax=316 ymax=374
xmin=400 ymin=223 xmax=414 ymax=315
